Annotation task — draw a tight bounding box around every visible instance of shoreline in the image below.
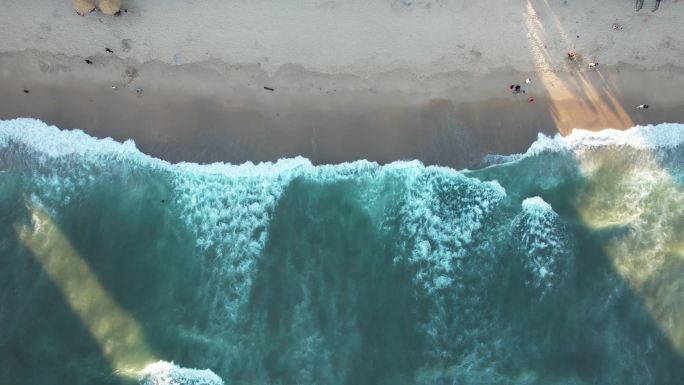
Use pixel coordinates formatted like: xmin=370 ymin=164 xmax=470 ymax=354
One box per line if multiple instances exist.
xmin=2 ymin=50 xmax=684 ymax=168
xmin=1 ymin=0 xmax=683 ymax=169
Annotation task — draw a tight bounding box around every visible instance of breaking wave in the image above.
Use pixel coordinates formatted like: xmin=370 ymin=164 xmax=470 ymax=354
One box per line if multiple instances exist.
xmin=2 ymin=118 xmax=684 ymax=385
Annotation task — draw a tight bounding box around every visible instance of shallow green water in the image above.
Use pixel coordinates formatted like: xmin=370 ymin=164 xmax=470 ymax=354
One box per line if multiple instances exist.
xmin=2 ymin=119 xmax=684 ymax=384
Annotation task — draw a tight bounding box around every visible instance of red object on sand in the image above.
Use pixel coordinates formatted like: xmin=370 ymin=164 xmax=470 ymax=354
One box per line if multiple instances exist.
xmin=528 ymin=97 xmax=535 ymax=103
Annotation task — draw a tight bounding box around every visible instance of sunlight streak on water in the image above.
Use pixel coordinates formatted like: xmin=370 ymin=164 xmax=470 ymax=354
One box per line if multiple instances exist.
xmin=574 ymin=145 xmax=684 ymax=356
xmin=16 ymin=201 xmax=157 ymax=379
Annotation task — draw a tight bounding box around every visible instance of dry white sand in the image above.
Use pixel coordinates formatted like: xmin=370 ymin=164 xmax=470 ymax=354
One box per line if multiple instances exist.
xmin=1 ymin=0 xmax=683 ymax=166
xmin=2 ymin=0 xmax=683 ymax=76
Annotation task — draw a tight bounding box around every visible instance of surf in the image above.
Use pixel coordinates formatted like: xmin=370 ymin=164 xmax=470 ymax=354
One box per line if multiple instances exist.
xmin=2 ymin=118 xmax=684 ymax=385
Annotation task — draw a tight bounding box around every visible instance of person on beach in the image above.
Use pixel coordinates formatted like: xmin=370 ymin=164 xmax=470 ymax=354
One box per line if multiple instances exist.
xmin=653 ymin=0 xmax=662 ymax=12
xmin=588 ymin=62 xmax=598 ymax=69
xmin=638 ymin=104 xmax=649 ymax=109
xmin=74 ymin=0 xmax=121 ymax=16
xmin=637 ymin=0 xmax=662 ymax=12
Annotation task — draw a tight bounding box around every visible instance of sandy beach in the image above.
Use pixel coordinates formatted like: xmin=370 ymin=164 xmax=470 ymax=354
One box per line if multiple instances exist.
xmin=1 ymin=0 xmax=684 ymax=167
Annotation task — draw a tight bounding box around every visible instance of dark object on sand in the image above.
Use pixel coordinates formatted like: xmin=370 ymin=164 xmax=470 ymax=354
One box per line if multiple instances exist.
xmin=23 ymin=89 xmax=29 ymax=94
xmin=85 ymin=59 xmax=93 ymax=64
xmin=638 ymin=104 xmax=649 ymax=109
xmin=636 ymin=0 xmax=644 ymax=11
xmin=161 ymin=199 xmax=165 ymax=203
xmin=264 ymin=86 xmax=275 ymax=92
xmin=653 ymin=0 xmax=661 ymax=12
xmin=567 ymin=51 xmax=578 ymax=62
xmin=105 ymin=48 xmax=113 ymax=53
xmin=515 ymin=85 xmax=521 ymax=92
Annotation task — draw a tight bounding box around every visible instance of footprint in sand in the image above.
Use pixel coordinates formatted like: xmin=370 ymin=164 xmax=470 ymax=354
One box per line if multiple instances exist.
xmin=121 ymin=39 xmax=132 ymax=52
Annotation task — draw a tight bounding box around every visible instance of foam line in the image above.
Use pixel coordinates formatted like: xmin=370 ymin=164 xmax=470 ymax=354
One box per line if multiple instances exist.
xmin=139 ymin=361 xmax=224 ymax=385
xmin=525 ymin=123 xmax=684 ymax=157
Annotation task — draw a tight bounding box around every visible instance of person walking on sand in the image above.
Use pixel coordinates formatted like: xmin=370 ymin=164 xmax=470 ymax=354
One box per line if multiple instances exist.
xmin=638 ymin=104 xmax=649 ymax=109
xmin=637 ymin=0 xmax=663 ymax=12
xmin=653 ymin=0 xmax=662 ymax=12
xmin=74 ymin=0 xmax=121 ymax=16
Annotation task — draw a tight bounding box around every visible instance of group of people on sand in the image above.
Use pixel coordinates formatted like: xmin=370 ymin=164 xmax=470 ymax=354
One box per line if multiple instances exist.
xmin=74 ymin=0 xmax=121 ymax=16
xmin=509 ymin=81 xmax=536 ymax=104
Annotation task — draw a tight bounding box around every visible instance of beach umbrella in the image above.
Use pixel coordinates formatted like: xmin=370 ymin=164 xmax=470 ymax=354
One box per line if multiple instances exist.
xmin=98 ymin=0 xmax=121 ymax=16
xmin=73 ymin=0 xmax=96 ymax=15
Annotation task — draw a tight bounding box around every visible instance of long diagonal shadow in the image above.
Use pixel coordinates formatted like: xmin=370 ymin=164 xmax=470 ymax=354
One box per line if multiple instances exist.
xmin=473 ymin=134 xmax=684 ymax=383
xmin=525 ymin=0 xmax=635 ymax=134
xmin=243 ymin=177 xmax=424 ymax=385
xmin=522 ymin=1 xmax=684 ymax=371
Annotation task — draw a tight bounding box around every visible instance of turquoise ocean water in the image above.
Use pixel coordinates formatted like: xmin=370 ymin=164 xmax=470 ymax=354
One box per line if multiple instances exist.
xmin=2 ymin=118 xmax=684 ymax=385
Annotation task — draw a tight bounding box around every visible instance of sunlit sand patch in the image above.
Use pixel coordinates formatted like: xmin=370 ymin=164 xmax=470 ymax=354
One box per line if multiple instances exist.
xmin=524 ymin=0 xmax=633 ymax=133
xmin=16 ymin=202 xmax=156 ymax=379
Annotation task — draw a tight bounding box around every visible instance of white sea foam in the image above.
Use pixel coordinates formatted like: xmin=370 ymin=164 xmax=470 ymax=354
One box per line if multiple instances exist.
xmin=139 ymin=361 xmax=223 ymax=385
xmin=522 ymin=196 xmax=553 ymax=213
xmin=5 ymin=118 xmax=682 ymax=174
xmin=399 ymin=171 xmax=506 ymax=293
xmin=4 ymin=118 xmax=681 ymax=382
xmin=523 ymin=123 xmax=684 ymax=157
xmin=0 ymin=118 xmax=155 ymax=162
xmin=515 ymin=197 xmax=565 ymax=292
xmin=2 ymin=118 xmax=677 ymax=294
xmin=0 ymin=118 xmax=507 ymax=338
